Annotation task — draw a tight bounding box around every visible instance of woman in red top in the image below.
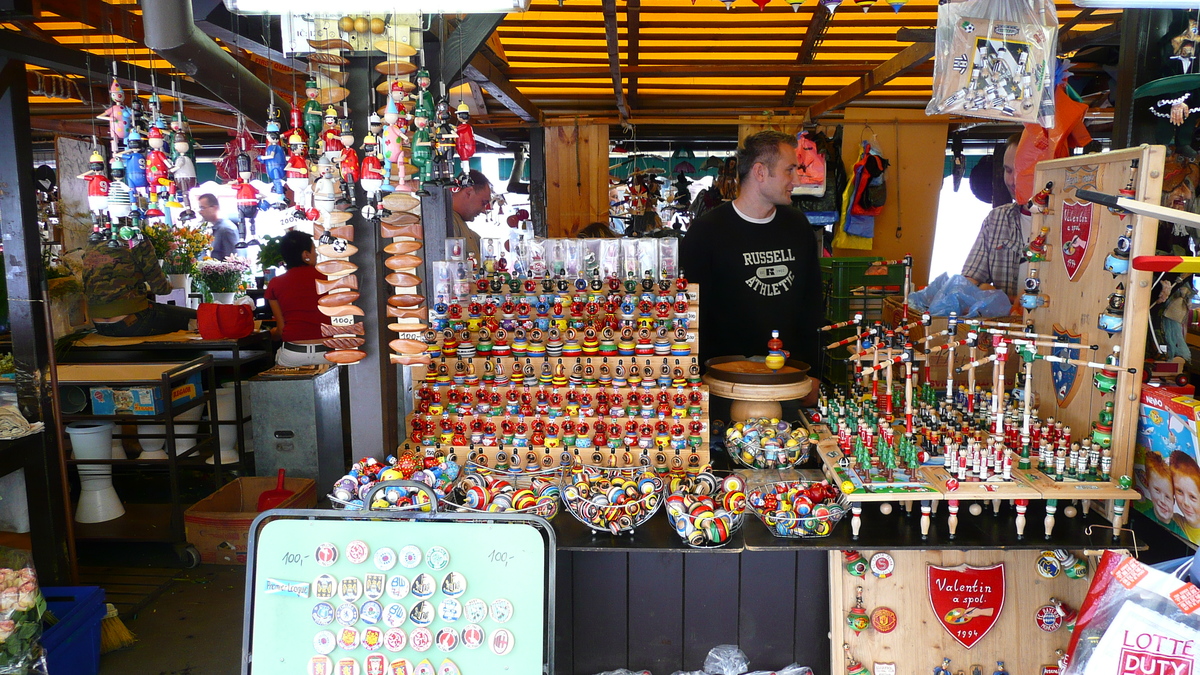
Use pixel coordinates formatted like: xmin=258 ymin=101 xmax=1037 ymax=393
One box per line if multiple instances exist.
xmin=265 ymin=230 xmax=330 ymax=366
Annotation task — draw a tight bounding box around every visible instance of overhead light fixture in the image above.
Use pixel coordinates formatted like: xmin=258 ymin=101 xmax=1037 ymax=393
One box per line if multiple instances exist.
xmin=223 ymin=0 xmax=529 ymax=14
xmin=1073 ymin=1 xmax=1200 ymax=8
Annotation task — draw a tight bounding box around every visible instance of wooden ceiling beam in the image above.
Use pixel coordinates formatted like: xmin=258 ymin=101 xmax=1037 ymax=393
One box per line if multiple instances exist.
xmin=508 ymin=63 xmax=874 ymax=78
xmin=439 ymin=13 xmax=509 ymax=87
xmin=601 ymin=0 xmax=629 ymax=121
xmin=463 ymin=51 xmax=544 ymax=124
xmin=627 ymin=0 xmax=640 ymax=101
xmin=30 ymin=117 xmax=97 ymax=135
xmin=1060 ymin=19 xmax=1121 ymax=53
xmin=782 ymin=4 xmax=833 ymax=106
xmin=38 ymin=0 xmax=143 ymax=42
xmin=506 ymin=44 xmax=911 ymax=55
xmin=806 ymin=41 xmax=933 ymax=119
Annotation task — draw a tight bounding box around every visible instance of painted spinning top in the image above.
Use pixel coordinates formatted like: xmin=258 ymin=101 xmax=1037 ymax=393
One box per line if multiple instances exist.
xmin=766 ymin=330 xmax=787 ymax=371
xmin=843 ymin=550 xmax=867 ymax=577
xmin=1030 ymin=181 xmax=1053 ymax=214
xmin=1103 ymin=222 xmax=1133 ymax=277
xmin=1097 ymin=284 xmax=1125 ymax=335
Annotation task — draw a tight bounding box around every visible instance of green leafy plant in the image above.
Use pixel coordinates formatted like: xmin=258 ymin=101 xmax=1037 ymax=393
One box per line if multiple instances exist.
xmin=258 ymin=234 xmax=284 ymax=272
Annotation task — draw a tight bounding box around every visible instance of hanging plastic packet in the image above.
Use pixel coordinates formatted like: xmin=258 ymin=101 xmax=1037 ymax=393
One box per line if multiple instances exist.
xmin=527 ymin=237 xmax=547 ymax=278
xmin=621 ymin=239 xmax=641 ymax=282
xmin=926 ymin=0 xmax=1058 ymax=128
xmin=599 ymin=240 xmax=622 ymax=280
xmin=659 ymin=238 xmax=680 ymax=280
xmin=583 ymin=239 xmax=603 ymax=278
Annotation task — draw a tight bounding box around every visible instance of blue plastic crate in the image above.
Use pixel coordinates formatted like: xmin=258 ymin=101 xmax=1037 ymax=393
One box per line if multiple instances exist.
xmin=41 ymin=586 xmax=105 ymax=675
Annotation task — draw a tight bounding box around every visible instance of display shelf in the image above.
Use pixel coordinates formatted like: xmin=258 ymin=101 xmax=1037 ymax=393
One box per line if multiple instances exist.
xmin=743 ymin=497 xmax=1141 ymax=550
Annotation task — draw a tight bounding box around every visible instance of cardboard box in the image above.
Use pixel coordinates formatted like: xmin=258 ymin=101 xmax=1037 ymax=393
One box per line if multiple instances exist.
xmin=185 ymin=477 xmax=317 ymax=564
xmin=89 ymin=372 xmax=203 ymax=416
xmin=1134 ymin=387 xmax=1200 ymax=545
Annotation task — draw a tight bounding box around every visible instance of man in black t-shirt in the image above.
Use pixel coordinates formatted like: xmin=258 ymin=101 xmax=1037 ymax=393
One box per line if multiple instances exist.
xmin=681 ymin=130 xmax=824 ymax=405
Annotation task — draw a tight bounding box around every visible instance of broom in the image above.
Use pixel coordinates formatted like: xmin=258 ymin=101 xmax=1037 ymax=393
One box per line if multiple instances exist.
xmin=99 ymin=603 xmax=136 ymax=653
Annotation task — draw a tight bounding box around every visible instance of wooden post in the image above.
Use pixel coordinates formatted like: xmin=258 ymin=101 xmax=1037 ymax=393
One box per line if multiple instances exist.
xmin=545 ymin=123 xmax=608 ymax=237
xmin=529 ymin=125 xmax=547 ymax=237
xmin=0 ymin=57 xmax=72 ymax=584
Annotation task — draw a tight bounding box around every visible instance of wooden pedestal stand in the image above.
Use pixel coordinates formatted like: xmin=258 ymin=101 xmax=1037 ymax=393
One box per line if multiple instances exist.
xmin=703 ymin=357 xmax=813 ymax=422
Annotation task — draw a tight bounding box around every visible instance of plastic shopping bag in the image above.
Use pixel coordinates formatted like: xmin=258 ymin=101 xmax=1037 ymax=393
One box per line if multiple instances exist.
xmin=1063 ymin=551 xmax=1200 ymax=675
xmin=926 ymin=0 xmax=1059 ymax=127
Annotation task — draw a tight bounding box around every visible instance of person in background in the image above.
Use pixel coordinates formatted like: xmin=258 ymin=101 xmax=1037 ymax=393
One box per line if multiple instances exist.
xmin=962 ymin=134 xmax=1027 ymax=301
xmin=198 ymin=193 xmax=239 ymax=261
xmin=680 ymin=130 xmax=823 ymax=406
xmin=84 ymin=237 xmax=196 ymax=337
xmin=577 ymin=221 xmax=617 ymax=238
xmin=265 ymin=230 xmax=331 ymax=367
xmin=451 ymin=170 xmax=492 ymax=263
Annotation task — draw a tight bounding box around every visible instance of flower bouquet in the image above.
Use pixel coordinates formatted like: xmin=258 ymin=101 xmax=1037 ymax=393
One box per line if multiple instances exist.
xmin=195 ymin=257 xmax=251 ymax=295
xmin=0 ymin=547 xmax=47 ymax=674
xmin=150 ymin=223 xmax=212 ymax=275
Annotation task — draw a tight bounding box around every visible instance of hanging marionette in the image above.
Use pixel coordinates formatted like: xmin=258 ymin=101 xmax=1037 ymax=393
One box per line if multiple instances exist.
xmin=413 ymin=68 xmax=435 ymax=120
xmin=432 ymin=99 xmax=458 ymax=185
xmin=169 ymin=112 xmax=196 ymax=160
xmin=454 ymin=101 xmax=475 ymax=186
xmin=302 ymin=79 xmax=324 ymax=158
xmin=410 ymin=109 xmax=433 ymax=188
xmin=129 ymin=88 xmax=149 ymax=137
xmin=312 ymin=156 xmax=338 ymax=216
xmin=78 ymin=149 xmax=110 ymax=240
xmin=260 ymin=113 xmax=287 ymax=199
xmin=107 ymin=156 xmax=133 ymax=225
xmin=338 ymin=117 xmax=359 ymax=203
xmin=145 ymin=127 xmax=172 ymax=196
xmin=232 ymin=148 xmax=262 ymax=236
xmin=97 ymin=77 xmax=128 ymax=154
xmin=359 ymin=134 xmax=384 ymax=197
xmin=147 ymin=92 xmax=164 ymax=129
xmin=380 ymin=98 xmax=405 ymax=192
xmin=285 ymin=132 xmax=311 ymax=207
xmin=121 ymin=128 xmax=149 ymax=198
xmin=320 ymin=105 xmax=343 ymax=162
xmin=285 ymin=106 xmax=308 ymax=149
xmin=169 ymin=131 xmax=197 ymax=204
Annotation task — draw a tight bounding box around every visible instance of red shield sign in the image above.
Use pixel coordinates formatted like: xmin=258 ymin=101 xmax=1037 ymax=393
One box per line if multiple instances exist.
xmin=927 ymin=563 xmax=1006 ymax=649
xmin=1060 ymin=200 xmax=1095 ymax=280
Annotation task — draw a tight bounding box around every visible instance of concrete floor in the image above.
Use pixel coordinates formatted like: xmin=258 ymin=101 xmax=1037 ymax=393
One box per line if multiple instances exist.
xmin=99 ymin=565 xmax=246 ymax=675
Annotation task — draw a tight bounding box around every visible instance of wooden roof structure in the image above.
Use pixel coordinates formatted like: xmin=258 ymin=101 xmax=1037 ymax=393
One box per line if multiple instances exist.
xmin=0 ymin=0 xmax=1124 ymax=146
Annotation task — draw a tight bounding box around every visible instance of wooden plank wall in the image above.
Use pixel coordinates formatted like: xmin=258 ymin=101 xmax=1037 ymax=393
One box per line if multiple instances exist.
xmin=545 ymin=123 xmax=610 ymax=238
xmin=557 ymin=550 xmax=831 ymax=675
xmin=831 ymin=108 xmax=948 ymax=288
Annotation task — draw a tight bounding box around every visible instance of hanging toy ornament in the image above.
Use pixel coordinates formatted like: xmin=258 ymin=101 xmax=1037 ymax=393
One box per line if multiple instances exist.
xmin=820 ymin=0 xmax=843 ymax=13
xmin=338 ymin=116 xmax=359 ymax=204
xmin=719 ymin=0 xmax=735 ymax=10
xmin=432 ymin=99 xmax=458 ymax=185
xmin=1103 ymin=222 xmax=1134 ymax=277
xmin=313 ymin=155 xmax=339 ymax=217
xmin=303 ymin=78 xmax=324 ymax=158
xmin=843 ymin=550 xmax=867 ymax=576
xmin=854 ymin=0 xmax=876 ymax=11
xmin=106 ymin=156 xmax=132 ymax=224
xmin=414 ymin=69 xmax=435 ymax=120
xmin=411 ymin=108 xmax=433 ymax=190
xmin=320 ymin=105 xmax=344 ymax=162
xmin=286 ymin=106 xmax=309 ymax=149
xmin=145 ymin=127 xmax=171 ymax=196
xmin=380 ymin=98 xmax=406 ymax=193
xmin=844 ymin=644 xmax=871 ymax=675
xmin=785 ymin=0 xmax=802 ymax=10
xmin=886 ymin=0 xmax=906 ymax=11
xmin=147 ymin=91 xmax=164 ymax=129
xmin=232 ymin=148 xmax=262 ymax=236
xmin=98 ymin=76 xmax=128 ymax=154
xmin=359 ymin=134 xmax=384 ymax=198
xmin=121 ymin=128 xmax=149 ymax=197
xmin=751 ymin=0 xmax=770 ymax=11
xmin=846 ymin=586 xmax=870 ymax=635
xmin=261 ymin=109 xmax=287 ymax=200
xmin=1097 ymin=284 xmax=1125 ymax=335
xmin=285 ymin=132 xmax=312 ymax=208
xmin=169 ymin=131 xmax=197 ymax=208
xmin=79 ymin=149 xmax=110 ymax=240
xmin=454 ymin=101 xmax=475 ymax=186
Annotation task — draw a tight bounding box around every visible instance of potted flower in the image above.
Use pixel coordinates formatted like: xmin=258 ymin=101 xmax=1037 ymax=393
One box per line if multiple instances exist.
xmin=157 ymin=224 xmax=213 ymax=289
xmin=195 ymin=257 xmax=251 ymax=303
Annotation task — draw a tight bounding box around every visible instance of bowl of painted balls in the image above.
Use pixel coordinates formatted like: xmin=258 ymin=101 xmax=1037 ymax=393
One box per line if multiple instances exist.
xmin=443 ymin=463 xmax=562 ymax=519
xmin=329 ymin=451 xmax=460 ymax=510
xmin=664 ymin=470 xmax=749 ymax=548
xmin=748 ymin=480 xmax=847 ymax=538
xmin=724 ymin=418 xmax=815 ymax=470
xmin=560 ymin=464 xmax=664 ymax=535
